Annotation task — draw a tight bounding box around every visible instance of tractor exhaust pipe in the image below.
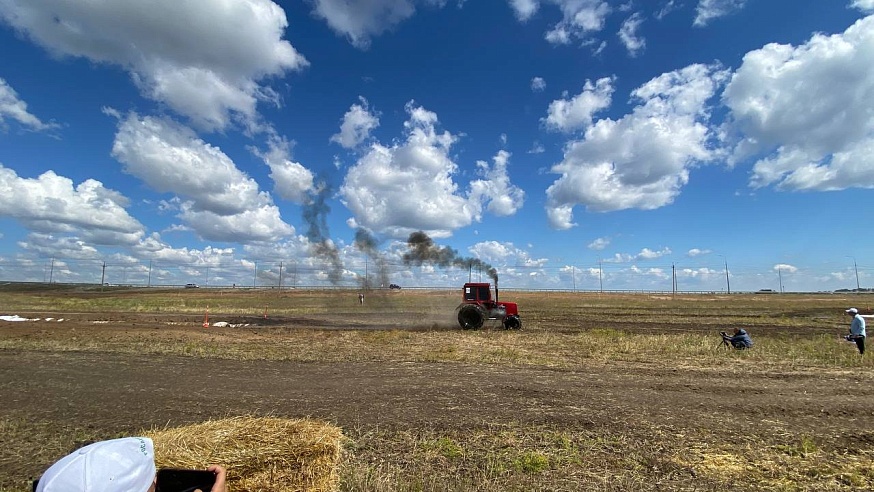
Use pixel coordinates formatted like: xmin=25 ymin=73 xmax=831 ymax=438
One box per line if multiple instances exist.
xmin=495 ymin=278 xmax=498 ymax=303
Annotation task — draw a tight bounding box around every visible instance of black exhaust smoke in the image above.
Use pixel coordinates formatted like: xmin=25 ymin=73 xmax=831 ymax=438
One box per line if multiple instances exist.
xmin=402 ymin=231 xmax=498 ymax=283
xmin=303 ymin=182 xmax=343 ymax=285
xmin=354 ymin=228 xmax=390 ymax=288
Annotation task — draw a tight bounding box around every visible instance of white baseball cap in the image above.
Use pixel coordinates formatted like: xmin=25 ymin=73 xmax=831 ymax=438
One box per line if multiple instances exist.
xmin=846 ymin=308 xmax=859 ymax=314
xmin=36 ymin=437 xmax=156 ymax=492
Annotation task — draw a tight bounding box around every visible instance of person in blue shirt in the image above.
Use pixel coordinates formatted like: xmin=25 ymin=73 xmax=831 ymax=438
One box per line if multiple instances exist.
xmin=844 ymin=307 xmax=866 ymax=355
xmin=721 ymin=328 xmax=753 ymax=349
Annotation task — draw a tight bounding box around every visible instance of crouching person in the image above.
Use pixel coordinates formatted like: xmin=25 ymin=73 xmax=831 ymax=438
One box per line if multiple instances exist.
xmin=722 ymin=328 xmax=753 ymax=350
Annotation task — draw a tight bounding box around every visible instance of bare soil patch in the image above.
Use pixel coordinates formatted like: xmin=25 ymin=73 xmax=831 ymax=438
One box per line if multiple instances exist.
xmin=1 ymin=289 xmax=873 ymax=490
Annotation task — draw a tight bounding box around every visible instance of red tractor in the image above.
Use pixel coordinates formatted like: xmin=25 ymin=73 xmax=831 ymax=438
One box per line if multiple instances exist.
xmin=456 ymin=282 xmax=521 ymax=330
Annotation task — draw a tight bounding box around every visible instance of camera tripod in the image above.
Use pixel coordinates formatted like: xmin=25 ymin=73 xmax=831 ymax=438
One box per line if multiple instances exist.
xmin=716 ymin=332 xmax=732 ymax=350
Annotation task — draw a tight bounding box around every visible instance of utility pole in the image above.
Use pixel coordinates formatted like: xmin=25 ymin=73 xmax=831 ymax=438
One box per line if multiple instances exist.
xmin=672 ymin=263 xmax=677 ymax=295
xmin=147 ymin=260 xmax=152 ymax=288
xmin=847 ymin=256 xmax=862 ymax=292
xmin=855 ymin=260 xmax=861 ymax=291
xmin=49 ymin=257 xmax=55 ymax=284
xmin=100 ymin=261 xmax=106 ymax=289
xmin=253 ymin=261 xmax=257 ymax=288
xmin=278 ymin=261 xmax=283 ymax=290
xmin=778 ymin=266 xmax=783 ymax=293
xmin=598 ymin=258 xmax=603 ymax=294
xmin=718 ymin=255 xmax=730 ymax=294
xmin=572 ymin=265 xmax=576 ymax=292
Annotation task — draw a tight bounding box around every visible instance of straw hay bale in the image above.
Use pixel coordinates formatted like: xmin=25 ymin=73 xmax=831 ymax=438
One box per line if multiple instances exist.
xmin=145 ymin=416 xmax=342 ymax=492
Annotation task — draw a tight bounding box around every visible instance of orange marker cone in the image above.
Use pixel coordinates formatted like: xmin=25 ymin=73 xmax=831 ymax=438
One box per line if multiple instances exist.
xmin=203 ymin=305 xmax=209 ymax=328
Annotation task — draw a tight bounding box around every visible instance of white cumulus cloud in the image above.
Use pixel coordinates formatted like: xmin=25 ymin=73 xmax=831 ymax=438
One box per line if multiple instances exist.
xmin=469 ymin=241 xmax=547 ymax=268
xmin=655 ymin=1 xmax=678 ymax=20
xmin=18 ymin=233 xmax=100 ymax=259
xmin=177 ymin=201 xmax=294 ymax=243
xmin=854 ymin=0 xmax=874 ymax=12
xmin=331 ymin=97 xmax=380 ymax=149
xmin=605 ymin=252 xmax=634 ymax=263
xmin=132 ymin=233 xmax=243 ymax=265
xmin=606 ymin=247 xmax=671 ymax=262
xmin=469 ymin=150 xmax=526 ymax=217
xmin=340 ymin=102 xmax=523 ymax=238
xmin=0 ymin=78 xmax=57 ymax=132
xmin=0 ymin=0 xmax=308 ymax=131
xmin=693 ymin=0 xmax=747 ymax=27
xmin=508 ymin=0 xmax=611 ymax=44
xmin=110 ymin=113 xmax=294 ymax=242
xmin=687 ymin=248 xmax=711 ymax=257
xmin=637 ymin=247 xmax=671 ymax=259
xmin=588 ymin=237 xmax=610 ymax=250
xmin=253 ymin=135 xmax=315 ymax=203
xmin=545 ymin=0 xmax=611 ymax=45
xmin=724 ymin=15 xmax=874 ymax=191
xmin=618 ymin=12 xmax=645 ymax=57
xmin=312 ymin=0 xmax=448 ymax=49
xmin=546 ymin=64 xmax=729 ymax=229
xmin=508 ymin=0 xmax=540 ymax=21
xmin=0 ymin=163 xmax=144 ymax=242
xmin=544 ymin=77 xmax=614 ymax=132
xmin=679 ymin=267 xmax=720 ymax=278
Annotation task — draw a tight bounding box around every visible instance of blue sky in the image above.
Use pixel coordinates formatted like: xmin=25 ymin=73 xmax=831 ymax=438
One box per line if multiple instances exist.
xmin=0 ymin=0 xmax=873 ymax=292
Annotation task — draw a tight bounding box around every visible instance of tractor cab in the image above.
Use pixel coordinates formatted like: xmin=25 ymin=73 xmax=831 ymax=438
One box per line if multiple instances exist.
xmin=463 ymin=283 xmax=494 ymax=305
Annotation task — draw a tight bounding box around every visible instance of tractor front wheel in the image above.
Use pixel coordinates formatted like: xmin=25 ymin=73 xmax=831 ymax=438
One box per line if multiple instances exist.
xmin=503 ymin=315 xmax=522 ymax=330
xmin=457 ymin=304 xmax=486 ymax=330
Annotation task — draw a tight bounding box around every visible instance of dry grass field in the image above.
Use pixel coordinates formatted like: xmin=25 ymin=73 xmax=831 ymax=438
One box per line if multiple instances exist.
xmin=1 ymin=284 xmax=873 ymax=491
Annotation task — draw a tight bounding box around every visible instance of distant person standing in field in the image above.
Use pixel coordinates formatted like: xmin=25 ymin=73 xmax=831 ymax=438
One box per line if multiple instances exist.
xmin=844 ymin=308 xmax=866 ymax=355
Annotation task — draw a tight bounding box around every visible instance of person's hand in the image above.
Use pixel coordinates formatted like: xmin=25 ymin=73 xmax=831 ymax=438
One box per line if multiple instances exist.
xmin=193 ymin=465 xmax=227 ymax=492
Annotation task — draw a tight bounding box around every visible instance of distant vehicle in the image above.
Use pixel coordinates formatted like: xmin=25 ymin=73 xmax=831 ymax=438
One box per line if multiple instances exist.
xmin=185 ymin=283 xmax=199 ymax=288
xmin=389 ymin=283 xmax=402 ymax=290
xmin=756 ymin=289 xmax=776 ymax=294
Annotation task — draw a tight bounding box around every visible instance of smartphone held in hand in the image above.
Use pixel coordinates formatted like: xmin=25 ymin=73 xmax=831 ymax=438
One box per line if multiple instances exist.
xmin=156 ymin=468 xmax=216 ymax=492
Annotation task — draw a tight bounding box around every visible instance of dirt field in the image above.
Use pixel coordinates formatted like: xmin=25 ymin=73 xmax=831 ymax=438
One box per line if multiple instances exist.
xmin=1 ymin=288 xmax=873 ymax=491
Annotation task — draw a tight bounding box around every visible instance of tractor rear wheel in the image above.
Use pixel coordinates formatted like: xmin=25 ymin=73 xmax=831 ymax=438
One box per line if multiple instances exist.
xmin=503 ymin=315 xmax=522 ymax=330
xmin=457 ymin=304 xmax=485 ymax=330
